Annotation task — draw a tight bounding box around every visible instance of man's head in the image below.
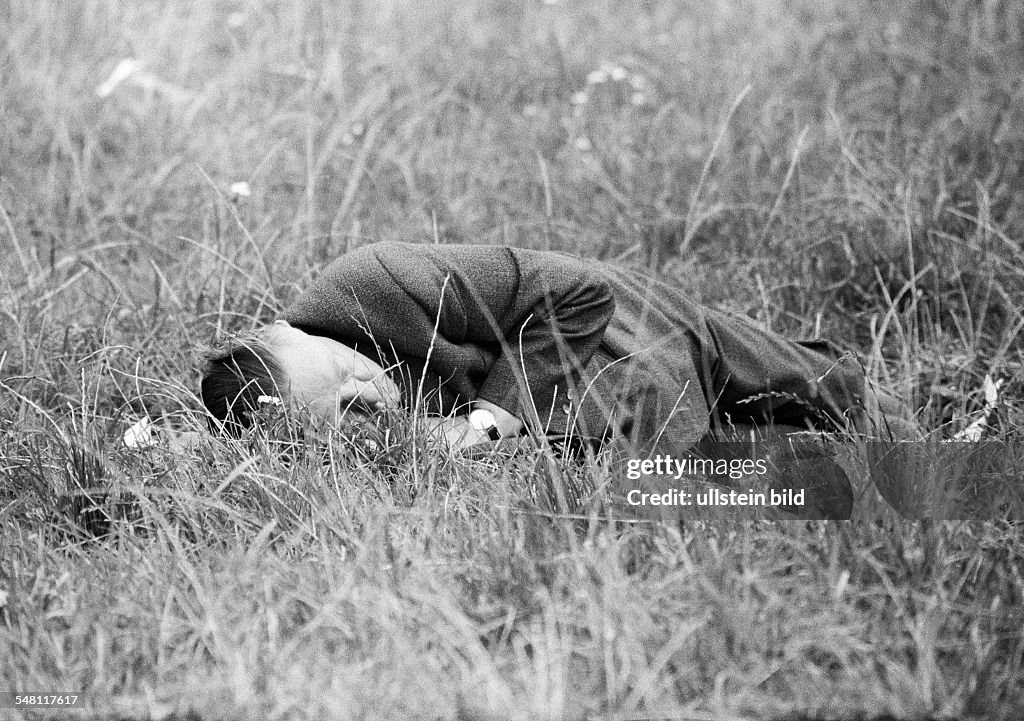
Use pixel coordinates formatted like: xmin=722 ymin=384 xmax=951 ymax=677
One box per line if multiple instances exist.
xmin=201 ymin=333 xmax=285 ymax=435
xmin=201 ymin=321 xmax=399 ymax=435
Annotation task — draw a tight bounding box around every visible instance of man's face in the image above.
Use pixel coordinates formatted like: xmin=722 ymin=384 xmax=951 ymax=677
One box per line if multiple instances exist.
xmin=262 ymin=321 xmax=400 ymax=426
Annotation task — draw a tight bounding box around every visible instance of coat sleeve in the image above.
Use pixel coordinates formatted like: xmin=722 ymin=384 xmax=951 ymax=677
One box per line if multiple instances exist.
xmin=282 ymin=242 xmax=616 ymax=427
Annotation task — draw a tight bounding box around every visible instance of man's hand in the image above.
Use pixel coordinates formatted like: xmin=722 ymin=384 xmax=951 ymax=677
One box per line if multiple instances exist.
xmin=425 ymin=400 xmax=524 ymax=452
xmin=428 ymin=415 xmax=489 ymax=451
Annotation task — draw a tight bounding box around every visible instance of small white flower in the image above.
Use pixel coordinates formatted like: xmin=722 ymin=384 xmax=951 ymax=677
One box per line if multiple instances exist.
xmin=123 ymin=416 xmax=156 ymax=448
xmin=230 ymin=181 xmax=251 ymax=199
xmin=586 ymin=69 xmax=609 ymax=85
xmin=574 ymin=136 xmax=593 ymax=152
xmin=341 ymin=122 xmax=366 ymax=147
xmin=226 ymin=11 xmax=246 ymax=29
xmin=610 ymin=66 xmax=628 ymax=82
xmin=257 ymin=395 xmax=284 ymax=407
xmin=570 ymin=91 xmax=589 ymax=106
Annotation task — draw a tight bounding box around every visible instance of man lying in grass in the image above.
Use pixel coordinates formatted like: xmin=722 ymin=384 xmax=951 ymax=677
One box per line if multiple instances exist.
xmin=200 ymin=242 xmax=917 ymax=468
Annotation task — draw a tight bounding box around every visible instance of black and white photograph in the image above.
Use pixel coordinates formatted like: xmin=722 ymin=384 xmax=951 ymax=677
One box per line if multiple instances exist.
xmin=2 ymin=1 xmax=1023 ymax=719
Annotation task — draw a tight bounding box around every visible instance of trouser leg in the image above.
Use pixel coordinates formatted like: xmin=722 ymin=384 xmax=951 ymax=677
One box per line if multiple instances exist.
xmin=694 ymin=312 xmax=871 ymax=519
xmin=703 ymin=310 xmax=866 ymax=432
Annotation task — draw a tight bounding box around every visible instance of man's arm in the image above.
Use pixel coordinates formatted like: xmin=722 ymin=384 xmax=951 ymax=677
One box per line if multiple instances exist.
xmin=282 ymin=242 xmax=616 ymax=432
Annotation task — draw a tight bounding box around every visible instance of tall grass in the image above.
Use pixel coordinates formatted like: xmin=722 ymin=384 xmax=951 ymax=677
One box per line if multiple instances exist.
xmin=2 ymin=0 xmax=1023 ymax=718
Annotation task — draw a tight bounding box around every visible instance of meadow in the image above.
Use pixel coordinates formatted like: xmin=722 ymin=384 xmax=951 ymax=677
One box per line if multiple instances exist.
xmin=2 ymin=0 xmax=1024 ymax=718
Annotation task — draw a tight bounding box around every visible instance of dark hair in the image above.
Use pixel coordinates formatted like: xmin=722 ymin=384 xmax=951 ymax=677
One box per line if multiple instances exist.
xmin=200 ymin=334 xmax=287 ymax=436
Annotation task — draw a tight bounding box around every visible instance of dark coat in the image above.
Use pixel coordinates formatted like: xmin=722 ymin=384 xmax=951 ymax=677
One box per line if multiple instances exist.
xmin=283 ymin=242 xmax=866 ymax=454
